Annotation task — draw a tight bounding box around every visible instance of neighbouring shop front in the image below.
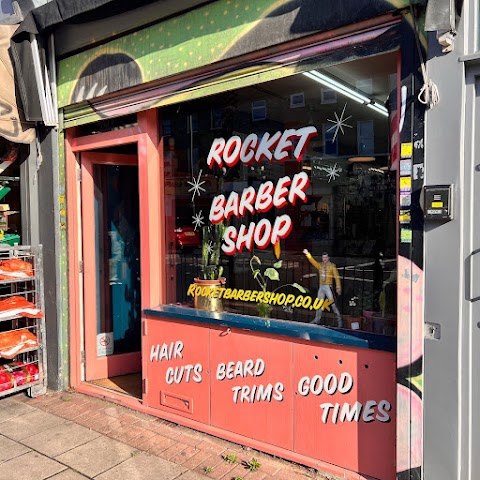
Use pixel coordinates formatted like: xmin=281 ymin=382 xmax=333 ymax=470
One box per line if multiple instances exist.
xmin=28 ymin=1 xmax=426 ymax=479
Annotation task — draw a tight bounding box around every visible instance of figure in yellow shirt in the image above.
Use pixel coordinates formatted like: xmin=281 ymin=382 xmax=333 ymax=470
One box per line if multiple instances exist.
xmin=303 ymin=249 xmax=343 ymax=327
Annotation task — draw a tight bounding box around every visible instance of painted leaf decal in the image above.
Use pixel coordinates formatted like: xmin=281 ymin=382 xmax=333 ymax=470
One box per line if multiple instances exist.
xmin=273 ymin=260 xmax=283 ymax=269
xmin=292 ymin=282 xmax=307 ymax=293
xmin=264 ymin=268 xmax=279 ymax=281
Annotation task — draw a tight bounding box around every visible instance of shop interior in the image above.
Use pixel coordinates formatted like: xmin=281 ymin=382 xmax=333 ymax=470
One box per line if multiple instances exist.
xmin=164 ymin=52 xmax=398 ymax=334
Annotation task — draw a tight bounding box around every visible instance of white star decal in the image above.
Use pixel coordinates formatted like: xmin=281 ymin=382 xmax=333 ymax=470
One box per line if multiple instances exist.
xmin=192 ymin=211 xmax=205 ymax=231
xmin=207 ymin=241 xmax=214 ymax=255
xmin=187 ymin=169 xmax=206 ymax=201
xmin=324 ymin=163 xmax=342 ymax=183
xmin=326 ymin=103 xmax=353 ymax=142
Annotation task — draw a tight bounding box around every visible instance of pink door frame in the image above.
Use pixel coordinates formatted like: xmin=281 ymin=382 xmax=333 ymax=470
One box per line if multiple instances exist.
xmin=66 ymin=109 xmax=164 ymax=389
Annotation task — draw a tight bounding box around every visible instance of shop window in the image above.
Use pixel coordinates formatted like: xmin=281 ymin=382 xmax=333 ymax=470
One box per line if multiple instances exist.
xmin=290 ymin=92 xmax=305 ymax=109
xmin=357 ymin=120 xmax=375 ymax=155
xmin=251 ymin=100 xmax=267 ymax=122
xmin=321 ymin=88 xmax=337 ymax=104
xmin=162 ymin=52 xmax=398 ymax=336
xmin=323 ymin=123 xmax=339 ymax=156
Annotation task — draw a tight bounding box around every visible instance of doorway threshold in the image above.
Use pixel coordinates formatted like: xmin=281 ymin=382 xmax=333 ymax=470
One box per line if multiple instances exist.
xmin=88 ymin=373 xmax=142 ymax=399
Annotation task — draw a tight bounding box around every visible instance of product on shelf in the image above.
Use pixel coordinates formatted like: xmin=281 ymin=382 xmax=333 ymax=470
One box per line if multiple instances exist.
xmin=0 ymin=258 xmax=33 ymax=280
xmin=0 ymin=295 xmax=43 ymax=319
xmin=0 ymin=328 xmax=38 ymax=358
xmin=0 ymin=247 xmax=45 ymax=399
xmin=0 ymin=362 xmax=39 ymax=391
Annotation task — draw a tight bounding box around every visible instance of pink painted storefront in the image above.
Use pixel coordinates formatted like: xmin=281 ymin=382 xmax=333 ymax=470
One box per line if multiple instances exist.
xmin=29 ymin=1 xmax=426 ymax=479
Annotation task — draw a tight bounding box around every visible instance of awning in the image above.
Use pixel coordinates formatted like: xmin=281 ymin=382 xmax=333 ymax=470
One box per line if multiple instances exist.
xmin=10 ymin=0 xmax=215 ymax=122
xmin=0 ymin=25 xmax=34 ymax=144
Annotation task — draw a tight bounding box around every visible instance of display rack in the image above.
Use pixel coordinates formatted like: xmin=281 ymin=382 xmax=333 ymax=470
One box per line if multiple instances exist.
xmin=0 ymin=245 xmax=46 ymax=398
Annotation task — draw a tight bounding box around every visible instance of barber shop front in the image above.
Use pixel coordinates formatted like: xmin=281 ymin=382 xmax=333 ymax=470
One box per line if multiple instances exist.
xmin=61 ymin=2 xmax=424 ymax=479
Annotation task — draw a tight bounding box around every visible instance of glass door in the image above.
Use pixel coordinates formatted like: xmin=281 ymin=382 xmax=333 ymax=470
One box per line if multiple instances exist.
xmin=81 ymin=152 xmax=141 ymax=381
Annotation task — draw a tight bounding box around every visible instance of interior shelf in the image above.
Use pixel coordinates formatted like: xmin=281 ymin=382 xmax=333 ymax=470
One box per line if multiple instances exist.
xmin=0 ymin=245 xmax=46 ymax=398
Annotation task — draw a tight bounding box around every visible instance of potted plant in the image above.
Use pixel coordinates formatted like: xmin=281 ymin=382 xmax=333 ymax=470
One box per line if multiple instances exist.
xmin=193 ymin=222 xmax=226 ymax=311
xmin=249 ymin=255 xmax=306 ymax=318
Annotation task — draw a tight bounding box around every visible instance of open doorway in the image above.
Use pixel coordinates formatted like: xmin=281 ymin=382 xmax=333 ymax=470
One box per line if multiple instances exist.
xmin=80 ymin=150 xmax=142 ymax=398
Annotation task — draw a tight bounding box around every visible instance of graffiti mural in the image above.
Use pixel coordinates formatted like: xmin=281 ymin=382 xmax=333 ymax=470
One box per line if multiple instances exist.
xmin=58 ymin=0 xmax=418 ymax=107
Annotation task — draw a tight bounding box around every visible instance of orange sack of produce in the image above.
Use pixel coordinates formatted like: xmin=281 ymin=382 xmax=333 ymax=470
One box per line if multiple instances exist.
xmin=0 ymin=258 xmax=33 ymax=280
xmin=0 ymin=328 xmax=37 ymax=359
xmin=0 ymin=296 xmax=43 ymax=319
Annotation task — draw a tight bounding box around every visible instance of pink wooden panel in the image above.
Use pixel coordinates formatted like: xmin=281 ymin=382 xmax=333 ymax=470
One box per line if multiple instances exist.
xmin=293 ymin=342 xmax=396 ymax=480
xmin=210 ymin=327 xmax=293 ymax=450
xmin=145 ymin=319 xmax=210 ymax=424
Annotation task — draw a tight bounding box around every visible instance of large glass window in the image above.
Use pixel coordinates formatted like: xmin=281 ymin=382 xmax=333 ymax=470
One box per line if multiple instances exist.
xmin=163 ymin=52 xmax=398 ymax=336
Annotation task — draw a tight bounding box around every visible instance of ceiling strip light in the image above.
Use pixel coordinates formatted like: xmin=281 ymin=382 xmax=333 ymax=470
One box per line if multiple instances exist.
xmin=302 ymin=70 xmax=389 ymax=117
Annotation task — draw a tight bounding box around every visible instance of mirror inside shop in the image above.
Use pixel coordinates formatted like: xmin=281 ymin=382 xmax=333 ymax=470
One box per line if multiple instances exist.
xmin=163 ymin=52 xmax=398 ymax=336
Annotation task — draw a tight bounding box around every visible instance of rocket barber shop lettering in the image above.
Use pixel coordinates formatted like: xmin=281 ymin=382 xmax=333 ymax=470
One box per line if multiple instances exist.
xmin=206 ymin=127 xmax=317 ymax=254
xmin=209 ymin=173 xmax=310 ymax=223
xmin=206 ymin=127 xmax=318 ymax=168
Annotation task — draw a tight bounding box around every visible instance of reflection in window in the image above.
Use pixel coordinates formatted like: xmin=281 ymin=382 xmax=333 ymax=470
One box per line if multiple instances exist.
xmin=163 ymin=52 xmax=398 ymax=337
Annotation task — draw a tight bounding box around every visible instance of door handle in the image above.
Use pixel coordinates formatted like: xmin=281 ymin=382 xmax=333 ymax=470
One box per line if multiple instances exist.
xmin=466 ymin=248 xmax=480 ymax=301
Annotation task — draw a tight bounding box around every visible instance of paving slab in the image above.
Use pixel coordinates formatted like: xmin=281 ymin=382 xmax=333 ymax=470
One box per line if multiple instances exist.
xmin=0 ymin=409 xmax=66 ymax=440
xmin=55 ymin=435 xmax=137 ymax=477
xmin=22 ymin=421 xmax=102 ymax=457
xmin=0 ymin=451 xmax=66 ymax=480
xmin=94 ymin=451 xmax=187 ymax=480
xmin=0 ymin=434 xmax=31 ymax=463
xmin=48 ymin=469 xmax=91 ymax=479
xmin=0 ymin=398 xmax=36 ymax=423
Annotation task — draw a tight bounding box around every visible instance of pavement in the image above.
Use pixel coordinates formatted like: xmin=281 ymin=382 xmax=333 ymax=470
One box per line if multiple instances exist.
xmin=0 ymin=389 xmax=330 ymax=480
